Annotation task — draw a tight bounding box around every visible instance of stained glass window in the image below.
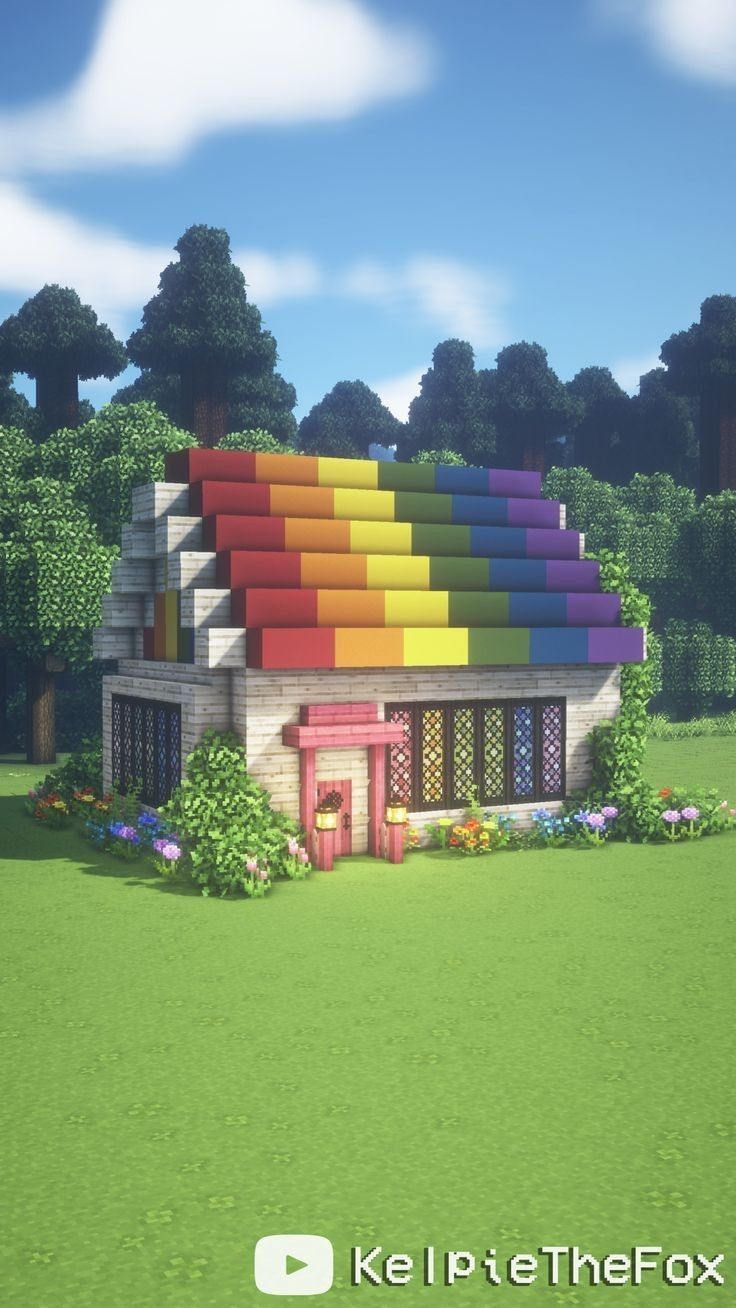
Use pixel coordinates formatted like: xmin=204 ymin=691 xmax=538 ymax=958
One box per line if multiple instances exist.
xmin=541 ymin=702 xmax=564 ymax=796
xmin=450 ymin=706 xmax=476 ymax=804
xmin=420 ymin=707 xmax=445 ymax=806
xmin=482 ymin=705 xmax=505 ymax=801
xmin=387 ymin=707 xmax=413 ymax=803
xmin=512 ymin=704 xmax=534 ymax=798
xmin=386 ymin=699 xmax=565 ymax=812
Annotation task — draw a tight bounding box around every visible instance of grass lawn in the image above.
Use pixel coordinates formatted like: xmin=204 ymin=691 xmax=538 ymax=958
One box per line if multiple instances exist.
xmin=2 ymin=737 xmax=735 ymax=1305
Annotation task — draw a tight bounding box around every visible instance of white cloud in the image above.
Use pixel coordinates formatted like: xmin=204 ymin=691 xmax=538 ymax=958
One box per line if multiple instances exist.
xmin=596 ymin=0 xmax=736 ymax=84
xmin=233 ymin=249 xmax=323 ymax=303
xmin=0 ymin=183 xmax=510 ymax=361
xmin=341 ymin=256 xmax=511 ymax=349
xmin=0 ymin=183 xmax=328 ymax=333
xmin=610 ymin=350 xmax=662 ymax=393
xmin=369 ymin=364 xmax=425 ymax=421
xmin=0 ymin=0 xmax=434 ymax=175
xmin=0 ymin=181 xmax=170 ymax=336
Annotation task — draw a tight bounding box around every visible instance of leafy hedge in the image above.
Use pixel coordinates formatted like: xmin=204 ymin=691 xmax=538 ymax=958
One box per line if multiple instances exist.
xmin=162 ymin=730 xmax=307 ymax=896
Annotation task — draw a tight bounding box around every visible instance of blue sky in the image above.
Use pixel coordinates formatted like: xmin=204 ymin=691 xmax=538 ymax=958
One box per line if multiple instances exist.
xmin=1 ymin=0 xmax=735 ymax=421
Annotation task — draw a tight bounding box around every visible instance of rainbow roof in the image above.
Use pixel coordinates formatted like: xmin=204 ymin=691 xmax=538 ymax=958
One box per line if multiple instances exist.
xmin=162 ymin=447 xmax=645 ymax=671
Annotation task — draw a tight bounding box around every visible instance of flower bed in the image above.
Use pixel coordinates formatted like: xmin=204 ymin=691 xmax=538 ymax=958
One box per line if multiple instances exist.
xmin=416 ymin=787 xmax=735 ymax=855
xmin=27 ymin=733 xmax=313 ymax=898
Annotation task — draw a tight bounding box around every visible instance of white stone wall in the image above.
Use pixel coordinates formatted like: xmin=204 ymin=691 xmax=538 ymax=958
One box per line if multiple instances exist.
xmin=102 ymin=658 xmax=620 ymax=851
xmin=101 ymin=661 xmax=231 ymax=792
xmin=232 ymin=663 xmax=621 ymax=851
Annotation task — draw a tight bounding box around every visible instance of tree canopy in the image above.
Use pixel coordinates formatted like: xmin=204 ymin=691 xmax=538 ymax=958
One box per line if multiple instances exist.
xmin=0 ymin=285 xmax=126 ymax=435
xmin=0 ymin=475 xmax=115 ymax=761
xmin=127 ymin=225 xmax=280 ymax=446
xmin=660 ymin=294 xmax=736 ymax=493
xmin=298 ymin=380 xmax=402 ymax=458
xmin=483 ymin=342 xmax=581 ymax=474
xmin=400 ymin=339 xmax=495 ymax=463
xmin=37 ymin=402 xmax=195 ymax=545
xmin=566 ymin=366 xmax=630 ymax=480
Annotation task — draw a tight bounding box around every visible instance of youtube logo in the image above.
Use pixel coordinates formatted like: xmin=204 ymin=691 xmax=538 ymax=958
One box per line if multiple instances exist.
xmin=254 ymin=1234 xmax=334 ymax=1295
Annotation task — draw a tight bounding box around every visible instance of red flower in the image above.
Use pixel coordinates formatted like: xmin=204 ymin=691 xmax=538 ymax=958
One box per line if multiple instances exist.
xmin=658 ymin=787 xmax=672 ymax=798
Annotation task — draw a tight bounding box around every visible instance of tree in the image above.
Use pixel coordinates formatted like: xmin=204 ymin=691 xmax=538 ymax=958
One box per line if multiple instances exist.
xmin=127 ymin=225 xmax=281 ymax=447
xmin=399 ymin=339 xmax=495 ymax=463
xmin=677 ymin=491 xmax=736 ymax=636
xmin=565 ymin=366 xmax=631 ymax=480
xmin=217 ymin=429 xmax=287 ymax=453
xmin=0 ymin=425 xmax=38 ymax=751
xmin=112 ymin=366 xmax=298 ymax=446
xmin=0 ymin=373 xmax=34 ymax=435
xmin=483 ymin=342 xmax=581 ymax=474
xmin=660 ymin=294 xmax=736 ymax=495
xmin=412 ymin=448 xmax=466 ymax=465
xmin=619 ymin=369 xmax=698 ymax=485
xmin=0 ymin=478 xmax=115 ymax=763
xmin=0 ymin=285 xmax=126 ymax=436
xmin=298 ymin=380 xmax=403 ymax=458
xmin=228 ymin=371 xmax=297 ymax=446
xmin=38 ymin=402 xmax=195 ymax=545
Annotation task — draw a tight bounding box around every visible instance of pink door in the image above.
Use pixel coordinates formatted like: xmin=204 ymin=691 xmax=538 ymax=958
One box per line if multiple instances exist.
xmin=316 ymin=779 xmax=353 ymax=856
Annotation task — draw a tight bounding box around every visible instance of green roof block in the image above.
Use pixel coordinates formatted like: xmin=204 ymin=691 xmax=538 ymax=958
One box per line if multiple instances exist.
xmin=468 ymin=627 xmax=531 ymax=664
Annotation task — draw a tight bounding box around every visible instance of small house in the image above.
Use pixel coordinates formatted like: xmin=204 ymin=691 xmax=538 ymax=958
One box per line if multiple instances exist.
xmin=93 ymin=449 xmax=645 ymax=853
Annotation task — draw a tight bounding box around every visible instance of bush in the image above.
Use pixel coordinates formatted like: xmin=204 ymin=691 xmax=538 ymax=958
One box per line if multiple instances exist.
xmin=35 ymin=737 xmax=103 ymax=804
xmin=162 ymin=730 xmax=308 ymax=897
xmin=658 ymin=619 xmax=736 ymax=718
xmin=647 ymin=710 xmax=736 ymax=739
xmin=216 ymin=429 xmax=288 ymax=453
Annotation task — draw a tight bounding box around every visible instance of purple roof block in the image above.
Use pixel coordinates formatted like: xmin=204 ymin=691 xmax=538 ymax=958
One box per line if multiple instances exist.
xmin=507 ymin=497 xmax=561 ymax=528
xmin=526 ymin=528 xmax=581 ymax=560
xmin=546 ymin=559 xmax=600 ymax=592
xmin=567 ymin=593 xmax=621 ymax=626
xmin=487 ymin=469 xmax=542 ymax=499
xmin=587 ymin=626 xmax=645 ymax=664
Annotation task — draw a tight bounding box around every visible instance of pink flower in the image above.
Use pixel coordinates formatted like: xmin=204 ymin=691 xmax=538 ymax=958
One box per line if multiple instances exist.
xmin=258 ymin=868 xmax=269 ymax=881
xmin=586 ymin=812 xmax=606 ymax=830
xmin=298 ymin=850 xmax=310 ymax=864
xmin=160 ymin=842 xmax=181 ymax=861
xmin=681 ymin=806 xmax=699 ymax=821
xmin=601 ymin=806 xmax=618 ymax=819
xmin=661 ymin=809 xmax=681 ymax=824
xmin=246 ymin=858 xmax=258 ymax=874
xmin=720 ymin=800 xmax=729 ymax=809
xmin=287 ymin=837 xmax=299 ymax=857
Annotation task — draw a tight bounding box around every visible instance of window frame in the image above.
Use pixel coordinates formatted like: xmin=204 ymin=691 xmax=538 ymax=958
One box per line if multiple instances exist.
xmin=385 ymin=697 xmax=566 ymax=813
xmin=111 ymin=693 xmax=182 ymax=808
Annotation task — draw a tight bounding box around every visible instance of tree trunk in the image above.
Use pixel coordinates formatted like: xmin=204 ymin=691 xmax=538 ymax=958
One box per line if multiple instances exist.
xmin=719 ymin=412 xmax=736 ymax=492
xmin=521 ymin=442 xmax=546 ymax=476
xmin=181 ymin=368 xmax=229 ymax=447
xmin=26 ymin=659 xmax=56 ymax=764
xmin=0 ymin=650 xmax=9 ymax=754
xmin=700 ymin=393 xmax=736 ymax=496
xmin=35 ymin=369 xmax=80 ymax=435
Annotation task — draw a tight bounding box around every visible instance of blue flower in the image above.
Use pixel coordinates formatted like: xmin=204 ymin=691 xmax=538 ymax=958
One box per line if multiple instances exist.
xmin=137 ymin=811 xmax=158 ymax=828
xmin=533 ymin=807 xmax=553 ymax=821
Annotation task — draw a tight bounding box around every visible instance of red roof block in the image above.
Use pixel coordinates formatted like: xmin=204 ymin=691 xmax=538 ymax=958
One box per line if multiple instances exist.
xmin=166 ymin=448 xmax=257 ymax=484
xmin=222 ymin=551 xmax=302 ymax=589
xmin=236 ymin=588 xmax=318 ymax=627
xmin=246 ymin=627 xmax=336 ymax=669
